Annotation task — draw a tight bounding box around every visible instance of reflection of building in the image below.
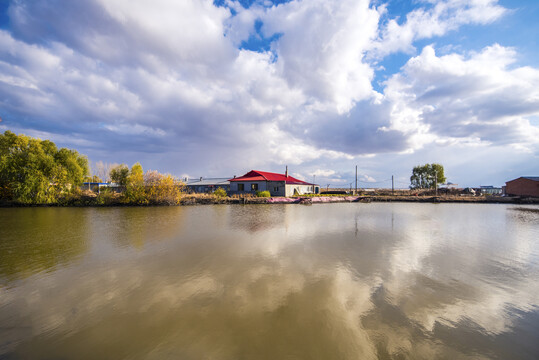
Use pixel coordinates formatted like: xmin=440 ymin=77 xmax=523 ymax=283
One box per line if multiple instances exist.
xmin=505 ymin=177 xmax=539 ymax=197
xmin=479 ymin=185 xmax=502 ymax=195
xmin=229 ymin=170 xmax=319 ymax=196
xmin=185 ymin=177 xmax=230 ymax=193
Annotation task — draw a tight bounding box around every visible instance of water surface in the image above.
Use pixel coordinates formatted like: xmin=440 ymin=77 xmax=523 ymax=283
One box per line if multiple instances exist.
xmin=1 ymin=204 xmax=538 ymax=359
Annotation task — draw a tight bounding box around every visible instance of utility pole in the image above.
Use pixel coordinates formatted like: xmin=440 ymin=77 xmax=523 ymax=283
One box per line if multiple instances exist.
xmin=392 ymin=175 xmax=394 ymax=195
xmin=355 ymin=166 xmax=358 ymax=195
xmin=435 ymin=170 xmax=438 ymax=196
xmin=313 ymin=174 xmax=315 ymax=194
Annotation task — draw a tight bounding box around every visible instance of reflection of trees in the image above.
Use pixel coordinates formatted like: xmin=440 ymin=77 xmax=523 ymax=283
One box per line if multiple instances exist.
xmin=0 ymin=208 xmax=89 ymax=283
xmin=90 ymin=207 xmax=185 ymax=249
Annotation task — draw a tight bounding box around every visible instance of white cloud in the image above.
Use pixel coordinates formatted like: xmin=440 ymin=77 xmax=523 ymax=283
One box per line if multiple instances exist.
xmin=313 ymin=169 xmax=336 ymax=177
xmin=383 ymin=44 xmax=539 ymax=152
xmin=259 ymin=0 xmax=381 ymax=113
xmin=360 ymin=175 xmax=376 ymax=183
xmin=1 ymin=0 xmax=538 ymax=182
xmin=371 ymin=0 xmax=507 ymax=58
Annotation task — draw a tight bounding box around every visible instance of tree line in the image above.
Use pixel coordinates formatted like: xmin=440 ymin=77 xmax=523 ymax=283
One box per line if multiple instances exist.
xmin=1 ymin=130 xmax=450 ymax=205
xmin=0 ymin=131 xmax=183 ymax=205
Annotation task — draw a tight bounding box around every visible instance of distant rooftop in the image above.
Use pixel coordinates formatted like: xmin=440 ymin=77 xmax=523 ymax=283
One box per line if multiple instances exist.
xmin=229 ymin=170 xmax=315 ymax=185
xmin=522 ymin=176 xmax=539 ymax=181
xmin=185 ymin=177 xmax=230 ymax=186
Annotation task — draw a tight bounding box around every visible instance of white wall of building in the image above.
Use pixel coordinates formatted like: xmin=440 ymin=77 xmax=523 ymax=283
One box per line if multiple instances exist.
xmin=285 ymin=184 xmax=319 ymax=196
xmin=230 ymin=181 xmax=319 ymax=196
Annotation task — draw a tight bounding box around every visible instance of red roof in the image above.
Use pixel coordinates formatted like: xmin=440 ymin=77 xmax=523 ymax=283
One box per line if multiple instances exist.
xmin=229 ymin=170 xmax=313 ymax=185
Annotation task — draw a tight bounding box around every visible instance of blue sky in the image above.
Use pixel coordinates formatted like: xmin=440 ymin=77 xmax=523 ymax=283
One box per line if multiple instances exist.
xmin=0 ymin=0 xmax=538 ymax=188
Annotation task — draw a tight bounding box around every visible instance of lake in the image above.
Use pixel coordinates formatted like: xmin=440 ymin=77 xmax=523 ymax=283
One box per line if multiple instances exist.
xmin=1 ymin=203 xmax=538 ymax=359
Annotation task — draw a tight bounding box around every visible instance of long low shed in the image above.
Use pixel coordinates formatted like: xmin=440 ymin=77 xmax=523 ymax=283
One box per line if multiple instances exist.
xmin=185 ymin=178 xmax=230 ymax=193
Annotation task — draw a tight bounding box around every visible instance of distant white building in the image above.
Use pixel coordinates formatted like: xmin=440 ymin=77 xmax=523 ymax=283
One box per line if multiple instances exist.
xmin=479 ymin=185 xmax=503 ymax=195
xmin=80 ymin=182 xmax=121 ymax=193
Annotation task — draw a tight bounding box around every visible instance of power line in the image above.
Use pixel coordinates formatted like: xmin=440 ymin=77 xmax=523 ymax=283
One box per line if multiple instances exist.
xmin=356 ymin=178 xmax=392 ymax=184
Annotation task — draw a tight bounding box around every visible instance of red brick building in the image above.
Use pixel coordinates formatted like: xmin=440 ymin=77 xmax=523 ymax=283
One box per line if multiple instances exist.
xmin=505 ymin=177 xmax=539 ymax=197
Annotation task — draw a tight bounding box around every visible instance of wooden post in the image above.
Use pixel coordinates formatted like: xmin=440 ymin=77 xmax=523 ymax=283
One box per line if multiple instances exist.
xmin=355 ymin=165 xmax=357 ymax=195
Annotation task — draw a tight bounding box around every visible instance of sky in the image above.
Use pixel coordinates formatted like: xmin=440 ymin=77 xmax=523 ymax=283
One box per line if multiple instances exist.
xmin=0 ymin=0 xmax=538 ymax=188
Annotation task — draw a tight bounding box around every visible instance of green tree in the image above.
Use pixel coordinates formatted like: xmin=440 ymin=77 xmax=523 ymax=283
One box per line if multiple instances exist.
xmin=0 ymin=130 xmax=88 ymax=204
xmin=55 ymin=148 xmax=89 ymax=187
xmin=410 ymin=163 xmax=446 ymax=190
xmin=109 ymin=164 xmax=129 ymax=186
xmin=124 ymin=162 xmax=146 ymax=204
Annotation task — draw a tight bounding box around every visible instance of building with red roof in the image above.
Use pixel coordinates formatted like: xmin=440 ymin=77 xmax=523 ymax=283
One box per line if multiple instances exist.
xmin=229 ymin=169 xmax=320 ymax=196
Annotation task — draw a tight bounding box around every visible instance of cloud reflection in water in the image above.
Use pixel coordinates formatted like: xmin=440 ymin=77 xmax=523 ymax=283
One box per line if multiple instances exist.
xmin=0 ymin=204 xmax=538 ymax=359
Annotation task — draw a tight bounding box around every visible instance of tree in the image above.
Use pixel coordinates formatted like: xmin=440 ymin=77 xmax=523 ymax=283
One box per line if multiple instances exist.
xmin=84 ymin=175 xmax=103 ymax=183
xmin=124 ymin=162 xmax=146 ymax=204
xmin=92 ymin=160 xmax=114 ymax=182
xmin=410 ymin=163 xmax=446 ymax=190
xmin=109 ymin=164 xmax=129 ymax=186
xmin=55 ymin=148 xmax=89 ymax=187
xmin=0 ymin=130 xmax=89 ymax=203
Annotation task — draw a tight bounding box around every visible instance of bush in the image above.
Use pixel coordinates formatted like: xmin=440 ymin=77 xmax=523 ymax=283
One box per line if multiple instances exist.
xmin=144 ymin=173 xmax=182 ymax=205
xmin=213 ymin=187 xmax=227 ymax=198
xmin=57 ymin=189 xmax=82 ymax=206
xmin=96 ymin=188 xmax=121 ymax=205
xmin=256 ymin=190 xmax=271 ymax=198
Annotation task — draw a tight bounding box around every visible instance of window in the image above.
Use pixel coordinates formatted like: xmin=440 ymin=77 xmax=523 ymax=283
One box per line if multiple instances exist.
xmin=251 ymin=183 xmax=258 ymax=191
xmin=273 ymin=187 xmax=279 ymax=192
xmin=238 ymin=184 xmax=244 ymax=191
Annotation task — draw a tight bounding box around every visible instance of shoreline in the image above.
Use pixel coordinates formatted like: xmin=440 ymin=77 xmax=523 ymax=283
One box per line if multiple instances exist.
xmin=267 ymin=195 xmax=539 ymax=204
xmin=1 ymin=195 xmax=538 ymax=207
